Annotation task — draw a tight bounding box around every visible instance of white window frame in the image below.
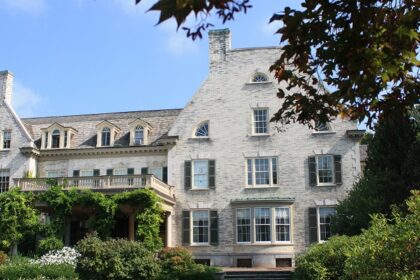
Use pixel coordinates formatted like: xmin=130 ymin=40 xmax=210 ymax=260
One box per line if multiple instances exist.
xmin=101 ymin=127 xmax=111 ymax=147
xmin=251 ymin=72 xmax=270 ymax=83
xmin=275 ymin=207 xmax=291 ymax=243
xmin=254 ymin=207 xmax=272 ymax=243
xmin=236 ymin=208 xmax=252 ymax=244
xmin=114 ymin=168 xmax=128 ymax=176
xmin=246 ymin=157 xmax=278 ymax=187
xmin=252 ymin=108 xmax=269 ymax=135
xmin=0 ymin=169 xmax=10 ymax=193
xmin=194 ymin=121 xmax=210 ymax=138
xmin=2 ymin=130 xmax=11 ymax=150
xmin=317 ymin=207 xmax=336 ymax=242
xmin=192 ymin=160 xmax=210 ymax=190
xmin=316 ymin=155 xmax=335 ymax=186
xmin=51 ymin=129 xmax=61 ymax=149
xmin=80 ymin=170 xmax=94 ymax=177
xmin=191 ymin=210 xmax=210 ymax=245
xmin=134 ymin=126 xmax=144 ymax=145
xmin=46 ymin=171 xmax=60 ymax=178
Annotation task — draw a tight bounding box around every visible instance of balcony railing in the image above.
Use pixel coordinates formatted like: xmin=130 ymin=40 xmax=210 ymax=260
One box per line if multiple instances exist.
xmin=14 ymin=175 xmax=174 ymax=198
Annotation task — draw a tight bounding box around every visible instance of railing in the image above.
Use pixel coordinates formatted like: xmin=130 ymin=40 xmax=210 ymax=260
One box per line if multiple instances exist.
xmin=14 ymin=175 xmax=174 ymax=198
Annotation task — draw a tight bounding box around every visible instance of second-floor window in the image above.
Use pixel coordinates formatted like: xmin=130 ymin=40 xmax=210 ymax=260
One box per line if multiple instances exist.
xmin=253 ymin=109 xmax=268 ymax=134
xmin=0 ymin=169 xmax=10 ymax=193
xmin=134 ymin=126 xmax=144 ymax=145
xmin=3 ymin=131 xmax=11 ymax=149
xmin=308 ymin=155 xmax=342 ymax=186
xmin=102 ymin=127 xmax=111 ymax=146
xmin=51 ymin=130 xmax=60 ymax=148
xmin=246 ymin=157 xmax=278 ymax=187
xmin=184 ymin=160 xmax=216 ymax=190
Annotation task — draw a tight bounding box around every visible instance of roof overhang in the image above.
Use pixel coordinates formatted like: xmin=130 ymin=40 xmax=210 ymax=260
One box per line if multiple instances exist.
xmin=346 ymin=129 xmax=365 ymax=139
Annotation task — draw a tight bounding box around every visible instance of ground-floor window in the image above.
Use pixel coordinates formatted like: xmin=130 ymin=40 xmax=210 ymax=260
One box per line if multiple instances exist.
xmin=0 ymin=169 xmax=10 ymax=193
xmin=236 ymin=206 xmax=292 ymax=244
xmin=318 ymin=207 xmax=336 ymax=241
xmin=192 ymin=210 xmax=209 ymax=244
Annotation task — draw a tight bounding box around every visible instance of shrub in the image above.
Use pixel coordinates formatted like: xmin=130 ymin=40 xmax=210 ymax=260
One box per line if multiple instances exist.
xmin=0 ymin=251 xmax=8 ymax=265
xmin=76 ymin=235 xmax=161 ymax=280
xmin=0 ymin=257 xmax=77 ymax=280
xmin=37 ymin=236 xmax=64 ymax=256
xmin=33 ymin=247 xmax=80 ymax=267
xmin=158 ymin=247 xmax=218 ymax=280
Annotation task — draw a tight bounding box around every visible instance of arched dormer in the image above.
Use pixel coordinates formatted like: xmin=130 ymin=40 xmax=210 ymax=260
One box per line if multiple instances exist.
xmin=129 ymin=119 xmax=152 ymax=146
xmin=96 ymin=120 xmax=121 ymax=147
xmin=193 ymin=121 xmax=209 ymax=138
xmin=41 ymin=123 xmax=77 ymax=149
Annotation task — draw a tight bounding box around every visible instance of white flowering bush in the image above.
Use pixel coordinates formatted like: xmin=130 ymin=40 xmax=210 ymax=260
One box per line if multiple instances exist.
xmin=32 ymin=247 xmax=80 ymax=267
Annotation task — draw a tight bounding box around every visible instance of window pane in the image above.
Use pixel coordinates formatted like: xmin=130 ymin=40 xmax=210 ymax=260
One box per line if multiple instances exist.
xmin=255 ymin=158 xmax=270 ymax=185
xmin=272 ymin=158 xmax=278 ymax=185
xmin=317 ymin=156 xmax=333 ymax=183
xmin=0 ymin=169 xmax=10 ymax=193
xmin=114 ymin=168 xmax=128 ymax=176
xmin=195 ymin=123 xmax=209 ymax=137
xmin=193 ymin=210 xmax=209 ymax=243
xmin=237 ymin=209 xmax=251 ymax=242
xmin=52 ymin=130 xmax=60 ymax=148
xmin=80 ymin=170 xmax=94 ymax=177
xmin=102 ymin=128 xmax=111 ymax=146
xmin=194 ymin=160 xmax=209 ymax=188
xmin=255 ymin=208 xmax=271 ymax=242
xmin=247 ymin=159 xmax=253 ymax=185
xmin=135 ymin=126 xmax=144 ymax=145
xmin=275 ymin=208 xmax=290 ymax=242
xmin=3 ymin=131 xmax=11 ymax=149
xmin=253 ymin=109 xmax=268 ymax=134
xmin=319 ymin=207 xmax=336 ymax=241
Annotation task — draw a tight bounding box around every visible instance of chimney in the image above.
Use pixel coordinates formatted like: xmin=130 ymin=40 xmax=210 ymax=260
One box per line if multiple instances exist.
xmin=209 ymin=29 xmax=231 ymax=67
xmin=0 ymin=70 xmax=14 ymax=105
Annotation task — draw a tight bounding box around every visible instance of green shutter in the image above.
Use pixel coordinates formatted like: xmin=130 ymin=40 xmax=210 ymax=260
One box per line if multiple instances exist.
xmin=141 ymin=167 xmax=148 ymax=175
xmin=127 ymin=168 xmax=135 ymax=175
xmin=208 ymin=160 xmax=216 ymax=189
xmin=210 ymin=210 xmax=219 ymax=245
xmin=182 ymin=210 xmax=190 ymax=245
xmin=334 ymin=155 xmax=342 ymax=185
xmin=184 ymin=161 xmax=191 ymax=190
xmin=93 ymin=169 xmax=100 ymax=176
xmin=309 ymin=207 xmax=318 ymax=244
xmin=73 ymin=170 xmax=80 ymax=177
xmin=308 ymin=156 xmax=317 ymax=186
xmin=106 ymin=169 xmax=113 ymax=176
xmin=162 ymin=166 xmax=168 ymax=183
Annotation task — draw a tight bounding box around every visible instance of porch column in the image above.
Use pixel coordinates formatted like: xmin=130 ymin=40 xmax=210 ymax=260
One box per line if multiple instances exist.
xmin=128 ymin=213 xmax=135 ymax=241
xmin=166 ymin=212 xmax=172 ymax=247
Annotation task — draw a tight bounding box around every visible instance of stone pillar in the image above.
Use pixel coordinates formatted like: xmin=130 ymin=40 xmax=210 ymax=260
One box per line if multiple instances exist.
xmin=128 ymin=213 xmax=135 ymax=241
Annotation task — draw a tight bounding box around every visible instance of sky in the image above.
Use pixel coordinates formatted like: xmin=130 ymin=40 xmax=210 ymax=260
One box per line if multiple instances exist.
xmin=0 ymin=0 xmax=300 ymax=118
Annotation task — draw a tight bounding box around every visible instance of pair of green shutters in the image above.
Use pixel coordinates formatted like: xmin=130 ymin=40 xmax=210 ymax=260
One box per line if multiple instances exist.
xmin=182 ymin=210 xmax=218 ymax=245
xmin=308 ymin=155 xmax=342 ymax=186
xmin=184 ymin=160 xmax=216 ymax=189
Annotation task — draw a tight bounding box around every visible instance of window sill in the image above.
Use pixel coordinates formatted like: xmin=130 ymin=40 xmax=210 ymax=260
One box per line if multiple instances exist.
xmin=245 ymin=81 xmax=272 ymax=85
xmin=190 ymin=243 xmax=211 ymax=247
xmin=0 ymin=149 xmax=11 ymax=152
xmin=245 ymin=185 xmax=280 ymax=189
xmin=248 ymin=133 xmax=270 ymax=137
xmin=315 ymin=183 xmax=337 ymax=187
xmin=235 ymin=242 xmax=294 ymax=246
xmin=188 ymin=137 xmax=210 ymax=141
xmin=312 ymin=131 xmax=336 ymax=135
xmin=190 ymin=188 xmax=211 ymax=191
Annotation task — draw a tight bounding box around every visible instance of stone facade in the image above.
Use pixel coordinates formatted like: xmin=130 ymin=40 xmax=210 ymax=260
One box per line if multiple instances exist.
xmin=0 ymin=29 xmax=363 ymax=268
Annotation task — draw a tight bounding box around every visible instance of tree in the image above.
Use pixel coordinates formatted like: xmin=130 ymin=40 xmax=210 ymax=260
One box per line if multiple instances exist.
xmin=333 ymin=108 xmax=420 ymax=235
xmin=0 ymin=188 xmax=40 ymax=255
xmin=136 ymin=0 xmax=419 ymax=128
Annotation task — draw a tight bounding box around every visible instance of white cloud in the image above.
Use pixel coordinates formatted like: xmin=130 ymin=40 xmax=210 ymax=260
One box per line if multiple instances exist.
xmin=12 ymin=81 xmax=42 ymax=117
xmin=0 ymin=0 xmax=47 ymax=15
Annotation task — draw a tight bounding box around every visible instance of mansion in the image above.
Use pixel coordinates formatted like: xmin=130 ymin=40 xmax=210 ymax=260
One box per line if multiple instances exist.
xmin=0 ymin=29 xmax=364 ymax=268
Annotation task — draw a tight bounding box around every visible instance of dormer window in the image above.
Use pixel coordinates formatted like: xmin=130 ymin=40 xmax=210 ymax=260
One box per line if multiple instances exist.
xmin=134 ymin=126 xmax=144 ymax=145
xmin=41 ymin=123 xmax=77 ymax=150
xmin=194 ymin=122 xmax=209 ymax=138
xmin=251 ymin=73 xmax=269 ymax=83
xmin=51 ymin=130 xmax=60 ymax=148
xmin=129 ymin=119 xmax=152 ymax=146
xmin=102 ymin=127 xmax=111 ymax=146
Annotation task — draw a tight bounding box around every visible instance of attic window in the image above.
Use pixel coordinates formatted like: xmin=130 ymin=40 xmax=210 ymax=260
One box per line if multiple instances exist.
xmin=134 ymin=126 xmax=144 ymax=145
xmin=102 ymin=127 xmax=111 ymax=146
xmin=252 ymin=73 xmax=269 ymax=83
xmin=51 ymin=130 xmax=60 ymax=148
xmin=195 ymin=122 xmax=209 ymax=138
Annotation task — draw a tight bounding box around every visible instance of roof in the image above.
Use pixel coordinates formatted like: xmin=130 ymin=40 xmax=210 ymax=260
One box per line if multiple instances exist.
xmin=22 ymin=109 xmax=182 ymax=149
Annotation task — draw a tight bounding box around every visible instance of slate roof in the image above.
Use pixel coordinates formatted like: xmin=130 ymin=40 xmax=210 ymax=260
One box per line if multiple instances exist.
xmin=21 ymin=109 xmax=182 ymax=149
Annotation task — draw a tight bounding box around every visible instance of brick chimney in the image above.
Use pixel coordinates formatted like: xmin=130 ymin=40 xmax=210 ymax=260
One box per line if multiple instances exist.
xmin=209 ymin=29 xmax=231 ymax=68
xmin=0 ymin=70 xmax=14 ymax=105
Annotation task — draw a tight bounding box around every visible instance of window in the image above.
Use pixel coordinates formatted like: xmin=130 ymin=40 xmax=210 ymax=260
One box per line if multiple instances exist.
xmin=255 ymin=208 xmax=271 ymax=242
xmin=317 ymin=155 xmax=333 ymax=184
xmin=184 ymin=160 xmax=216 ymax=190
xmin=252 ymin=73 xmax=269 ymax=83
xmin=80 ymin=170 xmax=94 ymax=177
xmin=192 ymin=210 xmax=209 ymax=244
xmin=319 ymin=207 xmax=336 ymax=241
xmin=101 ymin=127 xmax=111 ymax=146
xmin=246 ymin=157 xmax=278 ymax=187
xmin=195 ymin=122 xmax=209 ymax=137
xmin=51 ymin=129 xmax=60 ymax=148
xmin=253 ymin=109 xmax=268 ymax=134
xmin=314 ymin=121 xmax=330 ymax=132
xmin=275 ymin=208 xmax=290 ymax=242
xmin=46 ymin=171 xmax=59 ymax=178
xmin=64 ymin=131 xmax=68 ymax=148
xmin=134 ymin=126 xmax=144 ymax=145
xmin=237 ymin=208 xmax=251 ymax=243
xmin=0 ymin=169 xmax=10 ymax=193
xmin=193 ymin=160 xmax=209 ymax=189
xmin=114 ymin=168 xmax=128 ymax=176
xmin=45 ymin=132 xmax=49 ymax=148
xmin=2 ymin=131 xmax=11 ymax=149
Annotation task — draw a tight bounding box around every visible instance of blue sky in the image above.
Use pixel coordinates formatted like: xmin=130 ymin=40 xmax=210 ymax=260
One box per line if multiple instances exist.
xmin=0 ymin=0 xmax=299 ymax=118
